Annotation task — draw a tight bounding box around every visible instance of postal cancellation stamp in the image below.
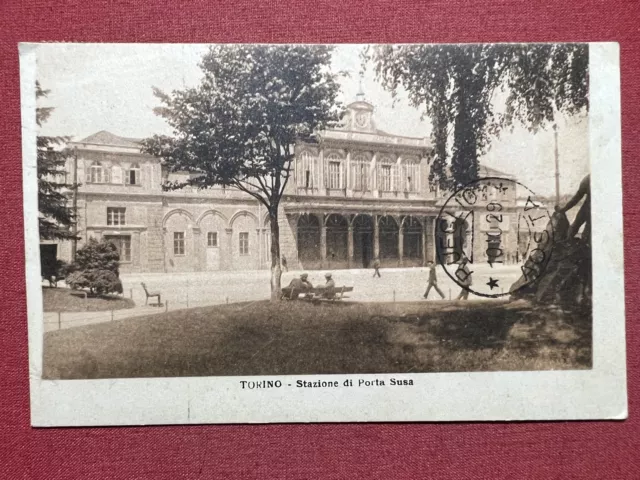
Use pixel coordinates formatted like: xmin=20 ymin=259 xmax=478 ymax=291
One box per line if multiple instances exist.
xmin=436 ymin=176 xmax=555 ymax=299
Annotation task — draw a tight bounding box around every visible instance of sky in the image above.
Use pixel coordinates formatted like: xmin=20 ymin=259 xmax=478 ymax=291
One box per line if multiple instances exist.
xmin=36 ymin=43 xmax=590 ymax=197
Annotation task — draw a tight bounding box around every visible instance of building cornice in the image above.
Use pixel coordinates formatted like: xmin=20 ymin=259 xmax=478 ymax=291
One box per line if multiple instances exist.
xmin=78 ymin=190 xmax=262 ymax=205
xmin=86 ymin=225 xmax=147 ymax=232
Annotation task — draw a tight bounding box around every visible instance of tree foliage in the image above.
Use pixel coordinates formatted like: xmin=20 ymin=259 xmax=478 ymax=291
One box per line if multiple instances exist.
xmin=366 ymin=43 xmax=588 ymax=190
xmin=37 ymin=82 xmax=79 ymax=240
xmin=66 ymin=238 xmax=123 ymax=295
xmin=141 ymin=45 xmax=343 ymax=300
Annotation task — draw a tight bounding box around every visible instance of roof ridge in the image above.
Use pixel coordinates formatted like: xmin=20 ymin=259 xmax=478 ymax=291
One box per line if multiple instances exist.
xmin=77 ymin=131 xmax=142 ymax=147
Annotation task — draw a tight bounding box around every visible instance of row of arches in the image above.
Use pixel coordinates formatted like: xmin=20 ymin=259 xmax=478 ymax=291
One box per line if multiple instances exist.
xmin=162 ymin=208 xmax=269 ymax=272
xmin=162 ymin=208 xmax=270 ymax=230
xmin=296 ymin=213 xmax=446 ymax=269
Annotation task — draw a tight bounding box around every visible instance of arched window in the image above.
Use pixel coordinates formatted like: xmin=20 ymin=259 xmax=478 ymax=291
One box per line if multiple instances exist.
xmin=126 ymin=163 xmax=141 ymax=185
xmin=351 ymin=153 xmax=370 ymax=191
xmin=325 ymin=152 xmax=343 ymax=189
xmin=377 ymin=156 xmax=396 ymax=192
xmin=297 ymin=151 xmax=316 ymax=188
xmin=402 ymin=158 xmax=420 ymax=192
xmin=86 ymin=162 xmax=106 ymax=183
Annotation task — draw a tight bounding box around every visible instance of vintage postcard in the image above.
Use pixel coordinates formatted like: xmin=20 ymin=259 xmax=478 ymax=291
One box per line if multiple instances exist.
xmin=21 ymin=42 xmax=626 ymax=426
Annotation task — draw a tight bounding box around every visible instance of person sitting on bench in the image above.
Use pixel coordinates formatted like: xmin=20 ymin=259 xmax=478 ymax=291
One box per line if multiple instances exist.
xmin=322 ymin=273 xmax=336 ymax=299
xmin=287 ymin=273 xmax=313 ymax=298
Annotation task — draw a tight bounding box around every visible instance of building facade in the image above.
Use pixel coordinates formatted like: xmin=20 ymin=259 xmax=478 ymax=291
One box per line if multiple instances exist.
xmin=47 ymin=99 xmax=523 ymax=273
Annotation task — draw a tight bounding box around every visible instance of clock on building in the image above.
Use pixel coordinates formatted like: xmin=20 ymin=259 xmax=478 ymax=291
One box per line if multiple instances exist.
xmin=355 ymin=111 xmax=369 ymax=129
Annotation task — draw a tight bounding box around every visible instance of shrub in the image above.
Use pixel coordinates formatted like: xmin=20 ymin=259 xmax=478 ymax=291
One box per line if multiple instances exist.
xmin=66 ymin=238 xmax=122 ymax=295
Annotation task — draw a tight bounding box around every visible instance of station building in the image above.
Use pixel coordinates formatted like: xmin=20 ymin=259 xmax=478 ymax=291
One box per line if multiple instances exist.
xmin=45 ymin=98 xmax=524 ymax=273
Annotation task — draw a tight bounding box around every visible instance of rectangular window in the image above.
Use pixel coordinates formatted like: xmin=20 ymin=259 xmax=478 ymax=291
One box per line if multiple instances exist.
xmin=90 ymin=165 xmax=103 ymax=183
xmin=239 ymin=232 xmax=249 ymax=255
xmin=104 ymin=235 xmax=131 ymax=262
xmin=353 ymin=161 xmax=369 ymax=191
xmin=128 ymin=168 xmax=140 ymax=185
xmin=379 ymin=165 xmax=392 ymax=191
xmin=173 ymin=232 xmax=185 ymax=255
xmin=106 ymin=207 xmax=126 ymax=226
xmin=207 ymin=231 xmax=218 ymax=247
xmin=297 ymin=152 xmax=315 ymax=188
xmin=360 ymin=163 xmax=369 ymax=190
xmin=328 ymin=161 xmax=341 ymax=189
xmin=403 ymin=163 xmax=420 ymax=192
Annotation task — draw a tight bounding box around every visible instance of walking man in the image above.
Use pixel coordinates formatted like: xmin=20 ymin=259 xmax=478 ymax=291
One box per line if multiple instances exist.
xmin=455 ymin=257 xmax=473 ymax=300
xmin=423 ymin=260 xmax=446 ymax=300
xmin=372 ymin=257 xmax=381 ymax=278
xmin=281 ymin=254 xmax=288 ymax=272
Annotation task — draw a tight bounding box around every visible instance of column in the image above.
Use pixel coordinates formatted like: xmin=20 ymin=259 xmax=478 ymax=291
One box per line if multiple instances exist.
xmin=224 ymin=228 xmax=233 ymax=270
xmin=371 ymin=153 xmax=378 ymax=198
xmin=398 ymin=224 xmax=404 ymax=267
xmin=396 ymin=155 xmax=403 ymax=194
xmin=320 ymin=216 xmax=327 ymax=268
xmin=430 ymin=217 xmax=438 ymax=262
xmin=256 ymin=228 xmax=262 ymax=270
xmin=465 ymin=224 xmax=474 ymax=263
xmin=192 ymin=227 xmax=202 ymax=272
xmin=345 ymin=150 xmax=352 ymax=196
xmin=446 ymin=219 xmax=455 ymax=264
xmin=421 ymin=217 xmax=428 ymax=266
xmin=319 ymin=148 xmax=326 ymax=194
xmin=373 ymin=214 xmax=380 ymax=259
xmin=347 ymin=224 xmax=354 ymax=268
xmin=262 ymin=228 xmax=270 ymax=269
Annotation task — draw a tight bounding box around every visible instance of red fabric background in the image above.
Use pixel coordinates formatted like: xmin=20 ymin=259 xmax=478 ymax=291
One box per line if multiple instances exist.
xmin=1 ymin=1 xmax=639 ymax=478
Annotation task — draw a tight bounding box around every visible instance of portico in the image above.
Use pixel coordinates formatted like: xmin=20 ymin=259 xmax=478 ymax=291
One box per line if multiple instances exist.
xmin=287 ymin=210 xmax=445 ymax=269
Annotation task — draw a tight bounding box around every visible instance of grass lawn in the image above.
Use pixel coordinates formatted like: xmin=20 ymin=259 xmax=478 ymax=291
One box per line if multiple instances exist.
xmin=43 ymin=298 xmax=591 ymax=379
xmin=42 ymin=287 xmax=135 ymax=312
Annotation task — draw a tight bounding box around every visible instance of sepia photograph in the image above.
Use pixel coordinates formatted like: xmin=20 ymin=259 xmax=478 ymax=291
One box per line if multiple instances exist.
xmin=21 ymin=42 xmax=625 ymax=425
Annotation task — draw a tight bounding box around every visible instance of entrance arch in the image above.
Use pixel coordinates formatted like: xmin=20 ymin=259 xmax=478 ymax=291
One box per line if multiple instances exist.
xmin=353 ymin=214 xmax=374 ymax=268
xmin=378 ymin=215 xmax=399 ymax=267
xmin=297 ymin=214 xmax=321 ymax=269
xmin=402 ymin=216 xmax=423 ymax=267
xmin=325 ymin=214 xmax=348 ymax=269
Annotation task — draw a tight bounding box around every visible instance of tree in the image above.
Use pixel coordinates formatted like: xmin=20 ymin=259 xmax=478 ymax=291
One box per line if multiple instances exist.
xmin=65 ymin=238 xmax=123 ymax=295
xmin=37 ymin=82 xmax=79 ymax=240
xmin=365 ymin=43 xmax=588 ymax=190
xmin=141 ymin=45 xmax=343 ymax=300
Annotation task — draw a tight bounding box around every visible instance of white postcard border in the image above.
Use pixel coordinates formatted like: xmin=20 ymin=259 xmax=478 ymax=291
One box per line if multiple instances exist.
xmin=21 ymin=42 xmax=626 ymax=426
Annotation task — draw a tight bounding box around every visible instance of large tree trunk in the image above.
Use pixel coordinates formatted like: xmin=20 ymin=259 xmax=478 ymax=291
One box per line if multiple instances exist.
xmin=269 ymin=206 xmax=282 ymax=301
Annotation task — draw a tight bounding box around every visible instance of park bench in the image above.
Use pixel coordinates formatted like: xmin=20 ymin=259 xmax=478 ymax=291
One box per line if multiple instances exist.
xmin=141 ymin=282 xmax=162 ymax=306
xmin=281 ymin=285 xmax=354 ymax=301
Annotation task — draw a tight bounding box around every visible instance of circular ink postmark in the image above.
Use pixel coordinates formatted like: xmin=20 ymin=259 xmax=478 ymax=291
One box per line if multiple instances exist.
xmin=435 ymin=177 xmax=554 ymax=298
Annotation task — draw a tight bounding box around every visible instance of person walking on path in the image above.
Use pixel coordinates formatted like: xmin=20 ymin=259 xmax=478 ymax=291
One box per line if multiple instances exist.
xmin=423 ymin=261 xmax=446 ymax=300
xmin=372 ymin=257 xmax=381 ymax=278
xmin=281 ymin=254 xmax=288 ymax=272
xmin=455 ymin=257 xmax=473 ymax=300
